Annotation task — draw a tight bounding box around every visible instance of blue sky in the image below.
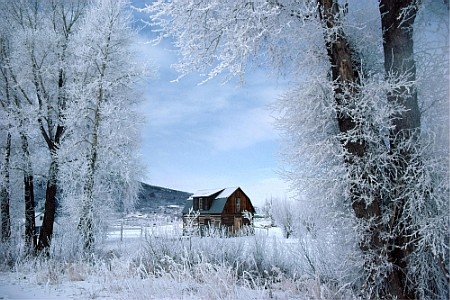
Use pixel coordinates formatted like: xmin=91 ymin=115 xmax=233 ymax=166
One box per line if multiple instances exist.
xmin=132 ymin=3 xmax=290 ymax=206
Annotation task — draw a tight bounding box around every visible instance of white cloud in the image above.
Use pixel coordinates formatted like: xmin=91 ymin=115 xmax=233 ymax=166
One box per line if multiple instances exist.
xmin=142 ymin=84 xmax=232 ymax=129
xmin=205 ymin=106 xmax=278 ymax=151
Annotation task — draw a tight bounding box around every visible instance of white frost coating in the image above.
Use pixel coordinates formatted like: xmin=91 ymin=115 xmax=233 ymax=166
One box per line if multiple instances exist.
xmin=216 ymin=187 xmax=239 ymax=198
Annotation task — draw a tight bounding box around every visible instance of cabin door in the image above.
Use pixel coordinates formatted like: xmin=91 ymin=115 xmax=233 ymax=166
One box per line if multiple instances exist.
xmin=233 ymin=217 xmax=241 ymax=234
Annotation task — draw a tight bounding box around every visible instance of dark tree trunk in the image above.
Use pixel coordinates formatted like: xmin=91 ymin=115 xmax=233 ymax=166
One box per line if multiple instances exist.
xmin=316 ymin=0 xmax=383 ymax=220
xmin=1 ymin=132 xmax=11 ymax=242
xmin=35 ymin=61 xmax=65 ymax=253
xmin=380 ymin=0 xmax=420 ymax=133
xmin=317 ymin=0 xmax=411 ymax=298
xmin=20 ymin=133 xmax=36 ymax=251
xmin=316 ymin=0 xmax=366 ymax=156
xmin=379 ymin=0 xmax=419 ymax=298
xmin=37 ymin=152 xmax=58 ymax=252
xmin=24 ymin=174 xmax=36 ymax=250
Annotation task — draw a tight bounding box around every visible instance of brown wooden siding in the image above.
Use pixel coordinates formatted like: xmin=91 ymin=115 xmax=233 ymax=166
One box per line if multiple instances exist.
xmin=222 ymin=189 xmax=254 ymax=215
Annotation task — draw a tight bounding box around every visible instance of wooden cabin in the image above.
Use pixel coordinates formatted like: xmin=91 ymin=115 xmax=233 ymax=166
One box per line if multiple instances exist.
xmin=181 ymin=187 xmax=255 ymax=236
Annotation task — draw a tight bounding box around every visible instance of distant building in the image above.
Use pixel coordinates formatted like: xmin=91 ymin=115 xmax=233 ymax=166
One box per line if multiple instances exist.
xmin=182 ymin=187 xmax=255 ymax=236
xmin=35 ymin=212 xmax=44 ymax=236
xmin=19 ymin=212 xmax=44 ymax=236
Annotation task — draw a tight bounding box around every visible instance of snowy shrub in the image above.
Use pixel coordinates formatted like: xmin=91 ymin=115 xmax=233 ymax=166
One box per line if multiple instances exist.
xmin=0 ymin=240 xmax=22 ymax=271
xmin=65 ymin=262 xmax=87 ymax=282
xmin=272 ymin=196 xmax=297 ymax=239
xmin=3 ymin=227 xmax=366 ymax=299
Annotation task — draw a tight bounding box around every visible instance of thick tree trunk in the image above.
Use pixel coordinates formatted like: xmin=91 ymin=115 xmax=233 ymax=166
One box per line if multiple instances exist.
xmin=380 ymin=0 xmax=420 ymax=133
xmin=37 ymin=152 xmax=58 ymax=252
xmin=316 ymin=0 xmax=366 ymax=156
xmin=379 ymin=1 xmax=419 ymax=298
xmin=317 ymin=0 xmax=409 ymax=298
xmin=79 ymin=77 xmax=104 ymax=254
xmin=1 ymin=132 xmax=11 ymax=242
xmin=20 ymin=133 xmax=36 ymax=252
xmin=36 ymin=19 xmax=69 ymax=253
xmin=316 ymin=1 xmax=383 ymax=213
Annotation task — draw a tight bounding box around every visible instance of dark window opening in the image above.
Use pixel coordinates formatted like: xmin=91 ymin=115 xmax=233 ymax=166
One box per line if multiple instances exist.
xmin=235 ymin=197 xmax=241 ymax=213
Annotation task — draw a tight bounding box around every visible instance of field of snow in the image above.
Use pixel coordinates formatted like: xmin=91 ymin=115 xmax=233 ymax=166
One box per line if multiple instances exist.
xmin=0 ymin=219 xmax=351 ymax=299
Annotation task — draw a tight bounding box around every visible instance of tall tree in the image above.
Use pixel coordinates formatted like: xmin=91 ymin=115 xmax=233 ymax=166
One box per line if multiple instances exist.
xmin=0 ymin=0 xmax=146 ymax=255
xmin=68 ymin=0 xmax=145 ymax=254
xmin=0 ymin=131 xmax=11 ymax=242
xmin=0 ymin=31 xmax=37 ymax=251
xmin=317 ymin=0 xmax=422 ymax=297
xmin=35 ymin=0 xmax=86 ymax=252
xmin=0 ymin=0 xmax=87 ymax=252
xmin=0 ymin=38 xmax=12 ymax=243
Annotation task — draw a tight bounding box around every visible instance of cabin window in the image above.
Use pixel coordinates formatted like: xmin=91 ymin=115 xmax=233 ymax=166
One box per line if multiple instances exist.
xmin=199 ymin=198 xmax=204 ymax=210
xmin=235 ymin=197 xmax=241 ymax=212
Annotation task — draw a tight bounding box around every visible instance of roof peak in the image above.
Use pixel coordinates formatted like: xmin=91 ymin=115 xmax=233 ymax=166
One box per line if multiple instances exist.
xmin=191 ymin=187 xmax=239 ymax=198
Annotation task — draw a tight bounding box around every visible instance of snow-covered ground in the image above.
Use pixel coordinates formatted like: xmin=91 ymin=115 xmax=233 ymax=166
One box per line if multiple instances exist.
xmin=0 ymin=271 xmax=113 ymax=300
xmin=0 ymin=219 xmax=346 ymax=299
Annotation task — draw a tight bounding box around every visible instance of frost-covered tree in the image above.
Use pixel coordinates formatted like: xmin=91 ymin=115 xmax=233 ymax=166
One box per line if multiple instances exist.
xmin=0 ymin=0 xmax=87 ymax=252
xmin=261 ymin=197 xmax=275 ymax=226
xmin=145 ymin=0 xmax=449 ymax=298
xmin=272 ymin=196 xmax=295 ymax=238
xmin=0 ymin=40 xmax=13 ymax=243
xmin=60 ymin=0 xmax=146 ymax=254
xmin=0 ymin=0 xmax=148 ymax=255
xmin=0 ymin=118 xmax=11 ymax=242
xmin=0 ymin=11 xmax=40 ymax=250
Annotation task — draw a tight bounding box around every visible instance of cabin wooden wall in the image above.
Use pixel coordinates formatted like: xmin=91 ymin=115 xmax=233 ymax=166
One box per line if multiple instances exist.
xmin=222 ymin=188 xmax=254 ymax=214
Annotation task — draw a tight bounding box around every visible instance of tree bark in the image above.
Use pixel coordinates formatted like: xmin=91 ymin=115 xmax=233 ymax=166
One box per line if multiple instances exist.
xmin=35 ymin=0 xmax=82 ymax=252
xmin=37 ymin=149 xmax=58 ymax=252
xmin=316 ymin=1 xmax=382 ymax=214
xmin=35 ymin=28 xmax=67 ymax=253
xmin=317 ymin=0 xmax=409 ymax=298
xmin=79 ymin=61 xmax=106 ymax=254
xmin=1 ymin=132 xmax=11 ymax=242
xmin=316 ymin=0 xmax=366 ymax=157
xmin=20 ymin=133 xmax=36 ymax=252
xmin=379 ymin=1 xmax=419 ymax=298
xmin=380 ymin=0 xmax=420 ymax=133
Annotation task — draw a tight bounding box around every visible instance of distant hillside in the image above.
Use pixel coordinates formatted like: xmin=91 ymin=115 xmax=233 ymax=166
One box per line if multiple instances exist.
xmin=33 ymin=181 xmax=191 ymax=217
xmin=136 ymin=182 xmax=192 ymax=215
